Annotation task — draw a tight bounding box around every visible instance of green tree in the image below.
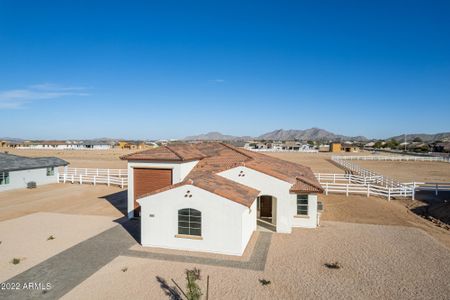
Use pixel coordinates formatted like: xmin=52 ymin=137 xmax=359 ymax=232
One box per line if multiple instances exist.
xmin=374 ymin=141 xmax=383 ymax=148
xmin=413 ymin=137 xmax=423 ymax=142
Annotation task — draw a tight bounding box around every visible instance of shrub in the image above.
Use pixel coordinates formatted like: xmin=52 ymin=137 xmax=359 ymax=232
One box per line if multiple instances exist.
xmin=324 ymin=262 xmax=342 ymax=269
xmin=185 ymin=268 xmax=202 ymax=300
xmin=11 ymin=258 xmax=21 ymax=265
xmin=47 ymin=235 xmax=55 ymax=240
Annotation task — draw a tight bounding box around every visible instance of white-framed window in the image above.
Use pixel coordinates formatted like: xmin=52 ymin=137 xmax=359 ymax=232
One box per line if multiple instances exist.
xmin=297 ymin=194 xmax=308 ymax=215
xmin=46 ymin=167 xmax=54 ymax=176
xmin=178 ymin=208 xmax=201 ymax=236
xmin=0 ymin=172 xmax=10 ymax=185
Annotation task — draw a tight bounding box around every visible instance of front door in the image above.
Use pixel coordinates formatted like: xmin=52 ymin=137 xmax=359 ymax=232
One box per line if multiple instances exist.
xmin=259 ymin=196 xmax=272 ymax=219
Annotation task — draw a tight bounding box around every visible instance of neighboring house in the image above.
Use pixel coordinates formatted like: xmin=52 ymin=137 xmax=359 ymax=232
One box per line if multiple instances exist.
xmin=330 ymin=142 xmax=342 ymax=152
xmin=319 ymin=144 xmax=330 ymax=152
xmin=0 ymin=153 xmax=68 ymax=192
xmin=341 ymin=143 xmax=359 ymax=152
xmin=17 ymin=141 xmax=113 ymax=150
xmin=121 ymin=142 xmax=323 ymax=256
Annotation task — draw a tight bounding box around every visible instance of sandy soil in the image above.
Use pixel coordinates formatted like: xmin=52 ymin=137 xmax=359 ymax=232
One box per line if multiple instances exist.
xmin=1 ymin=148 xmax=134 ymax=169
xmin=319 ymin=193 xmax=450 ymax=249
xmin=63 ymin=221 xmax=450 ymax=300
xmin=355 ymin=160 xmax=450 ymax=183
xmin=0 ymin=183 xmax=126 ymax=222
xmin=265 ymin=151 xmax=371 ymax=173
xmin=0 ymin=212 xmax=116 ymax=282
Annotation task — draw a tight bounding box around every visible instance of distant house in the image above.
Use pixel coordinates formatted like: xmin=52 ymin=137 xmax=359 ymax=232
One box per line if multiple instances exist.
xmin=341 ymin=143 xmax=359 ymax=153
xmin=117 ymin=141 xmax=157 ymax=150
xmin=330 ymin=142 xmax=342 ymax=153
xmin=0 ymin=153 xmax=68 ymax=192
xmin=318 ymin=144 xmax=330 ymax=152
xmin=17 ymin=141 xmax=113 ymax=150
xmin=0 ymin=141 xmax=23 ymax=148
xmin=283 ymin=141 xmax=301 ymax=151
xmin=121 ymin=142 xmax=323 ymax=256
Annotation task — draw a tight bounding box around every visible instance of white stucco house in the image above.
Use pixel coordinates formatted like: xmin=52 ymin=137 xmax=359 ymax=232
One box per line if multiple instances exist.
xmin=121 ymin=142 xmax=323 ymax=256
xmin=0 ymin=152 xmax=68 ymax=192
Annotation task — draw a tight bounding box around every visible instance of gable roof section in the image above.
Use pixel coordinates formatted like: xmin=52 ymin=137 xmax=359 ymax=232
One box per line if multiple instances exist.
xmin=120 ymin=144 xmax=205 ymax=161
xmin=123 ymin=142 xmax=322 ymax=207
xmin=0 ymin=153 xmax=69 ymax=172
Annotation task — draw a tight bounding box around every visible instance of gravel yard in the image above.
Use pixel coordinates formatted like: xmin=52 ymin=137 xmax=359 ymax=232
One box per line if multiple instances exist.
xmin=63 ymin=221 xmax=450 ymax=300
xmin=355 ymin=160 xmax=450 ymax=183
xmin=0 ymin=212 xmax=116 ymax=282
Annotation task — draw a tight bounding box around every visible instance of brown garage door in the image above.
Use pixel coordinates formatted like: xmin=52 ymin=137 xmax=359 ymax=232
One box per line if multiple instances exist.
xmin=133 ymin=168 xmax=172 ymax=216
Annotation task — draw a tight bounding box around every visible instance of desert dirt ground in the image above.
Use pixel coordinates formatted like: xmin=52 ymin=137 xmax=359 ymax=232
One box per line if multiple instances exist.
xmin=0 ymin=183 xmax=126 ymax=222
xmin=355 ymin=160 xmax=450 ymax=183
xmin=1 ymin=148 xmax=134 ymax=169
xmin=266 ymin=150 xmax=378 ymax=173
xmin=62 ymin=221 xmax=450 ymax=300
xmin=0 ymin=212 xmax=116 ymax=282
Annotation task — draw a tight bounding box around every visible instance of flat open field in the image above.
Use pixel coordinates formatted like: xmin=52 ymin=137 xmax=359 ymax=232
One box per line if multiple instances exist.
xmin=1 ymin=148 xmax=134 ymax=169
xmin=0 ymin=183 xmax=126 ymax=222
xmin=356 ymin=160 xmax=450 ymax=183
xmin=265 ymin=151 xmax=372 ymax=173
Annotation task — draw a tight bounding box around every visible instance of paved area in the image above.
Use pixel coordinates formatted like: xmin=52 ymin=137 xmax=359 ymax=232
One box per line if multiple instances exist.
xmin=124 ymin=231 xmax=272 ymax=271
xmin=1 ymin=224 xmax=136 ymax=300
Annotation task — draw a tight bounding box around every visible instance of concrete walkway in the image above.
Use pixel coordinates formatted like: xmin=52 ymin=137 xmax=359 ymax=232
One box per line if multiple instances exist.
xmin=124 ymin=231 xmax=272 ymax=271
xmin=1 ymin=222 xmax=271 ymax=299
xmin=1 ymin=224 xmax=136 ymax=300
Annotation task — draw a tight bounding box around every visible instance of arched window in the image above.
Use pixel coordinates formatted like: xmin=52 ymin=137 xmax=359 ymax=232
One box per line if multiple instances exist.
xmin=178 ymin=208 xmax=202 ymax=236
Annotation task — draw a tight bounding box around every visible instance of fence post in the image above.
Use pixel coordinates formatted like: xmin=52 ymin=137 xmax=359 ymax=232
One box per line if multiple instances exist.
xmin=80 ymin=174 xmax=82 ymax=185
xmin=96 ymin=168 xmax=99 ymax=176
xmin=94 ymin=176 xmax=96 ymax=186
xmin=325 ymin=183 xmax=328 ymax=195
xmin=412 ymin=182 xmax=415 ymax=200
xmin=435 ymin=184 xmax=438 ymax=196
xmin=63 ymin=173 xmax=66 ymax=183
xmin=346 ymin=184 xmax=349 ymax=196
xmin=388 ymin=188 xmax=391 ymax=201
xmin=108 ymin=174 xmax=110 ymax=186
xmin=333 ymin=174 xmax=336 ymax=183
xmin=71 ymin=174 xmax=74 ymax=183
xmin=121 ymin=178 xmax=124 ymax=189
xmin=367 ymin=184 xmax=370 ymax=197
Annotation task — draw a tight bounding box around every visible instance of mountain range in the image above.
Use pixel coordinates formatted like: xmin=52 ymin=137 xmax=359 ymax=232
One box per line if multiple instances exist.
xmin=389 ymin=132 xmax=450 ymax=142
xmin=184 ymin=128 xmax=450 ymax=142
xmin=184 ymin=128 xmax=367 ymax=141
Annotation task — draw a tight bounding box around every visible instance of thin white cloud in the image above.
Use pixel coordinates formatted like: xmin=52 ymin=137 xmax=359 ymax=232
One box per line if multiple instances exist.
xmin=0 ymin=83 xmax=90 ymax=109
xmin=209 ymin=79 xmax=225 ymax=83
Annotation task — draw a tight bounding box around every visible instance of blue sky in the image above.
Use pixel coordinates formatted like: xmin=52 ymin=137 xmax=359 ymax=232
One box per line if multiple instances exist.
xmin=0 ymin=1 xmax=449 ymax=140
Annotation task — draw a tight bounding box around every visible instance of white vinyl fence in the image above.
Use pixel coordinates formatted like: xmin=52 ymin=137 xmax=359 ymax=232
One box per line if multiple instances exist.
xmin=335 ymin=155 xmax=450 ymax=163
xmin=314 ymin=173 xmax=414 ymax=200
xmin=58 ymin=167 xmax=128 ymax=188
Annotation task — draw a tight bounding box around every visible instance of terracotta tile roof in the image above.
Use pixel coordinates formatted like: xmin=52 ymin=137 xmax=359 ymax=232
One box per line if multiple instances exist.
xmin=127 ymin=142 xmax=322 ymax=207
xmin=120 ymin=144 xmax=205 ymax=161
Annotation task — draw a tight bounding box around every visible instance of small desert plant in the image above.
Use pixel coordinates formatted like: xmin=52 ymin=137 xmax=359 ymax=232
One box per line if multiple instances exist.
xmin=47 ymin=235 xmax=55 ymax=240
xmin=259 ymin=279 xmax=271 ymax=286
xmin=324 ymin=262 xmax=342 ymax=269
xmin=121 ymin=267 xmax=128 ymax=272
xmin=185 ymin=268 xmax=202 ymax=300
xmin=11 ymin=258 xmax=21 ymax=265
